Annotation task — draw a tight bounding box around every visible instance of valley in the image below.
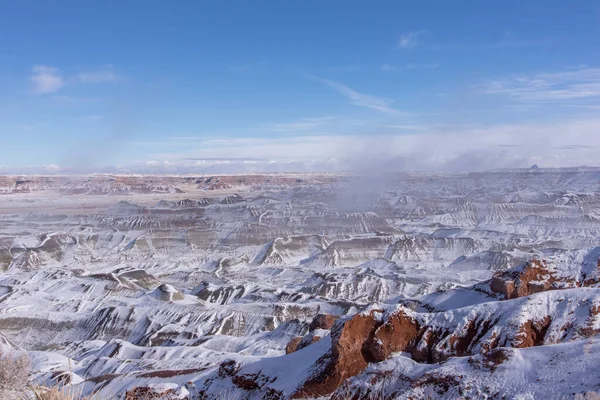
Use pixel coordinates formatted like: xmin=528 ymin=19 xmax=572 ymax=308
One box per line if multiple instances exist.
xmin=0 ymin=169 xmax=599 ymax=398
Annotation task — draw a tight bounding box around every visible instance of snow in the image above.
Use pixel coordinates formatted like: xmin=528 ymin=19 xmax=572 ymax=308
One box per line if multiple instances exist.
xmin=0 ymin=170 xmax=598 ymax=398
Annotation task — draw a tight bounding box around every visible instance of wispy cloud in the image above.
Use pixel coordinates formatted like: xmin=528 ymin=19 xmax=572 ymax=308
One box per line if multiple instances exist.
xmin=313 ymin=77 xmax=409 ymax=115
xmin=375 ymin=124 xmax=428 ymax=131
xmin=25 ymin=115 xmax=600 ymax=173
xmin=428 ymin=37 xmax=548 ymax=51
xmin=397 ymin=31 xmax=425 ymax=49
xmin=490 ymin=38 xmax=544 ymax=49
xmin=30 ymin=65 xmax=63 ymax=94
xmin=395 ymin=31 xmax=541 ymax=51
xmin=51 ymin=95 xmax=104 ymax=104
xmin=30 ymin=65 xmax=121 ymax=94
xmin=381 ymin=63 xmax=439 ymax=72
xmin=126 ymin=117 xmax=600 ymax=173
xmin=259 ymin=116 xmax=336 ymax=133
xmin=77 ymin=65 xmax=120 ymax=84
xmin=327 ymin=65 xmax=361 ymax=73
xmin=480 ymin=67 xmax=600 ymax=102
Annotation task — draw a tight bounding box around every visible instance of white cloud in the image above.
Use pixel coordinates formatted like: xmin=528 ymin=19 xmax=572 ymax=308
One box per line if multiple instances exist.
xmin=29 ymin=64 xmax=120 ymax=94
xmin=480 ymin=67 xmax=600 ymax=103
xmin=6 ymin=117 xmax=600 ymax=173
xmin=77 ymin=66 xmax=120 ymax=84
xmin=258 ymin=116 xmax=336 ymax=133
xmin=397 ymin=31 xmax=424 ymax=49
xmin=314 ymin=77 xmax=411 ymax=115
xmin=30 ymin=65 xmax=63 ymax=94
xmin=126 ymin=117 xmax=600 ymax=173
xmin=427 ymin=37 xmax=548 ymax=51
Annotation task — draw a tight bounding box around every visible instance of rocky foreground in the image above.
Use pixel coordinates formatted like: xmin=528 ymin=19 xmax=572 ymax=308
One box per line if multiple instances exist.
xmin=79 ymin=256 xmax=600 ymax=399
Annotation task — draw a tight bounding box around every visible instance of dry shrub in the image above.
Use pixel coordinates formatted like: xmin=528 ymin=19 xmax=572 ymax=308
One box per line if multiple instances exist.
xmin=575 ymin=393 xmax=600 ymax=400
xmin=33 ymin=386 xmax=73 ymax=400
xmin=32 ymin=385 xmax=100 ymax=400
xmin=0 ymin=349 xmax=31 ymax=390
xmin=33 ymin=386 xmax=78 ymax=400
xmin=0 ymin=349 xmax=99 ymax=400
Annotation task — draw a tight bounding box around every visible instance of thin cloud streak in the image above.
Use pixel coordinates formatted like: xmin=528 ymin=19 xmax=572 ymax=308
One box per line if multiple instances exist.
xmin=77 ymin=67 xmax=120 ymax=84
xmin=257 ymin=116 xmax=336 ymax=133
xmin=381 ymin=63 xmax=439 ymax=72
xmin=480 ymin=67 xmax=600 ymax=102
xmin=327 ymin=65 xmax=361 ymax=73
xmin=313 ymin=77 xmax=412 ymax=115
xmin=427 ymin=38 xmax=549 ymax=51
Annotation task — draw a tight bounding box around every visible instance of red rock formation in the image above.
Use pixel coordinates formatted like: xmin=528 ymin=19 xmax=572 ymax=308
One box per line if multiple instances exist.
xmin=293 ymin=294 xmax=597 ymax=397
xmin=490 ymin=259 xmax=558 ymax=299
xmin=125 ymin=386 xmax=183 ymax=400
xmin=285 ymin=337 xmax=303 ymax=354
xmin=297 ymin=334 xmax=322 ymax=351
xmin=366 ymin=310 xmax=420 ymax=362
xmin=210 ymin=261 xmax=600 ymax=399
xmin=287 ymin=314 xmax=340 ymax=355
xmin=491 ymin=256 xmax=600 ymax=299
xmin=293 ymin=312 xmax=383 ymax=398
xmin=309 ymin=313 xmax=339 ymax=331
xmin=513 ymin=316 xmax=552 ymax=348
xmin=217 ymin=359 xmax=239 ymax=377
xmin=582 ymin=259 xmax=600 ymax=286
xmin=468 ymin=348 xmax=511 ymax=372
xmin=579 ymin=303 xmax=600 ymax=338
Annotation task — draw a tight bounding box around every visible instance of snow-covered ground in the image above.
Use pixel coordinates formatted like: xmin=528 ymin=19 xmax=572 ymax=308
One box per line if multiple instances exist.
xmin=0 ymin=170 xmax=598 ymax=398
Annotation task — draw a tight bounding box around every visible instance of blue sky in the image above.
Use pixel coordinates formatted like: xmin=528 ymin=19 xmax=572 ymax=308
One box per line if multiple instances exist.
xmin=1 ymin=1 xmax=600 ymax=172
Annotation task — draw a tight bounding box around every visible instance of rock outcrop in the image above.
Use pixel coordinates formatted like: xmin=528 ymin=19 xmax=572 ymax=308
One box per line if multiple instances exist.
xmin=286 ymin=313 xmax=339 ymax=355
xmin=490 ymin=259 xmax=557 ymax=299
xmin=309 ymin=313 xmax=339 ymax=331
xmin=293 ymin=311 xmax=384 ymax=398
xmin=292 ymin=259 xmax=600 ymax=397
xmin=491 ymin=256 xmax=600 ymax=300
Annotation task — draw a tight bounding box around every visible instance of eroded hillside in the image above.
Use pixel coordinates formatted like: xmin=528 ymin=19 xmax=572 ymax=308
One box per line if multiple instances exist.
xmin=0 ymin=170 xmax=599 ymax=398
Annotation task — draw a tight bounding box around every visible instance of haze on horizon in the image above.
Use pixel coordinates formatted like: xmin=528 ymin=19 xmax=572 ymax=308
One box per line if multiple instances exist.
xmin=1 ymin=1 xmax=600 ymax=173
